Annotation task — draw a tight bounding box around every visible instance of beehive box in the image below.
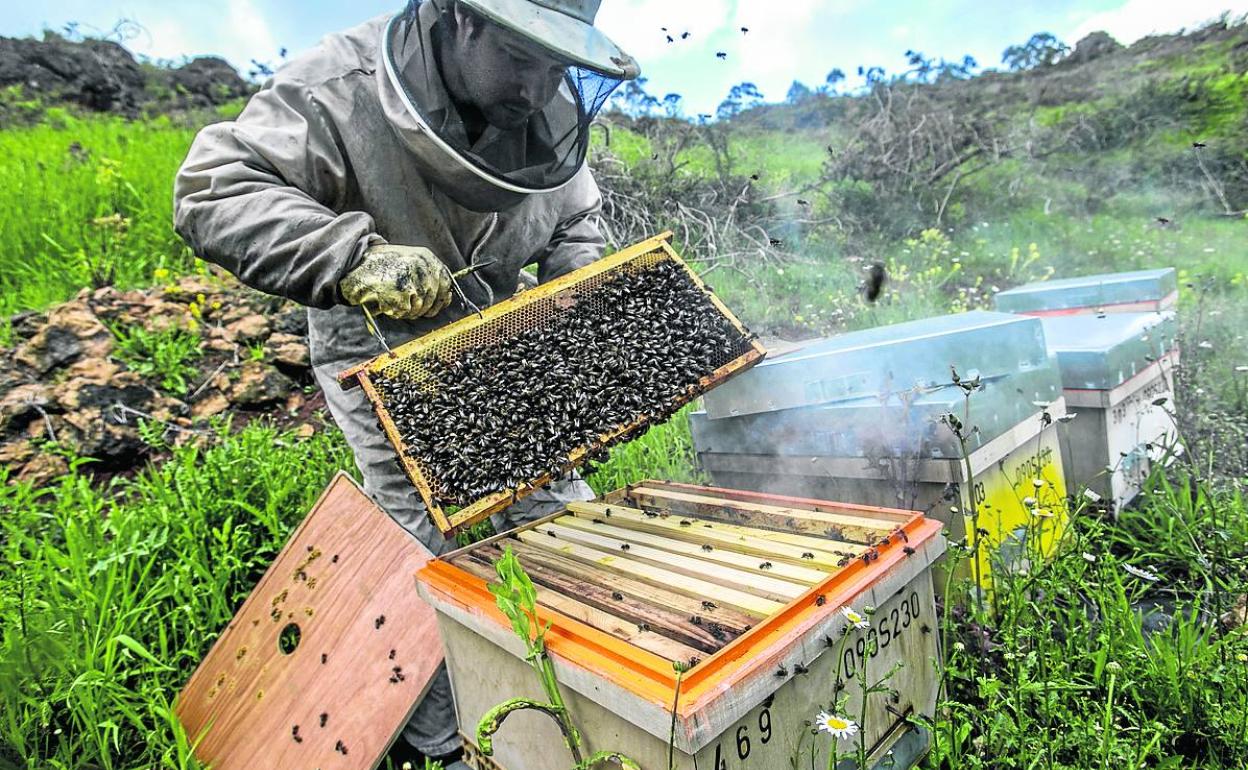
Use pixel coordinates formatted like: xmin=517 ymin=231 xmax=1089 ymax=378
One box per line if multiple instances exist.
xmin=703 ymin=311 xmax=1049 ymax=420
xmin=417 ymin=482 xmax=946 ymax=770
xmin=338 ymin=233 xmax=765 ymax=535
xmin=993 ymin=268 xmax=1178 ymax=316
xmin=697 ymin=313 xmax=1070 ymax=589
xmin=1040 ymin=312 xmax=1181 ymax=510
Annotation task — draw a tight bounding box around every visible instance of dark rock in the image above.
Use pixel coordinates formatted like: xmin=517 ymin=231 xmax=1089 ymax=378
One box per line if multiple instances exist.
xmin=231 ymin=362 xmax=295 ymax=406
xmin=269 ymin=334 xmax=310 ymax=369
xmin=168 ymin=57 xmax=250 ymax=108
xmin=224 ymin=314 xmax=271 ymax=344
xmin=0 ymin=34 xmax=146 ymax=114
xmin=8 ymin=311 xmax=46 ymax=340
xmin=42 ymin=326 xmax=82 ymax=370
xmin=272 ymin=307 xmax=309 ymax=337
xmin=0 ymin=383 xmax=53 ymax=434
xmin=1067 ymin=31 xmax=1124 ymax=65
xmin=79 ymin=383 xmax=152 ymax=412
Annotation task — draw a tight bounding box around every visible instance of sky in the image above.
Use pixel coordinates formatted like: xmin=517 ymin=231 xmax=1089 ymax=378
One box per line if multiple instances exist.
xmin=4 ymin=0 xmax=1247 ymax=116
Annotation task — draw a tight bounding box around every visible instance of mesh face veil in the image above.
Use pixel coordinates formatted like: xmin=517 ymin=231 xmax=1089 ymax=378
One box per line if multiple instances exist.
xmin=383 ymin=0 xmax=625 ymax=211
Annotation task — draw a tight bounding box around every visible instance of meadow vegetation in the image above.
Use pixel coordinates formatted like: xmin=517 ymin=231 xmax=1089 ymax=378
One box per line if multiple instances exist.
xmin=1 ymin=17 xmax=1246 ymax=770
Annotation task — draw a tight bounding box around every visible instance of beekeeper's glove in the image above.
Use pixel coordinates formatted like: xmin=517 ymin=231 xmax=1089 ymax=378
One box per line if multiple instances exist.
xmin=339 ymin=244 xmax=452 ymax=320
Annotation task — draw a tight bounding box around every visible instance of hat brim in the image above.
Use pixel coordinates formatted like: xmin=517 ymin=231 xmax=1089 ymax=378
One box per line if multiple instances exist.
xmin=457 ymin=0 xmax=640 ymax=79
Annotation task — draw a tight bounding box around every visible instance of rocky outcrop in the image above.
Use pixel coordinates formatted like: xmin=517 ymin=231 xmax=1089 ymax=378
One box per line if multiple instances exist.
xmin=0 ymin=34 xmax=145 ymax=113
xmin=0 ymin=32 xmax=253 ymax=116
xmin=0 ymin=271 xmax=324 ymax=486
xmin=166 ymin=56 xmax=252 ymax=109
xmin=1066 ymin=31 xmax=1125 ymax=66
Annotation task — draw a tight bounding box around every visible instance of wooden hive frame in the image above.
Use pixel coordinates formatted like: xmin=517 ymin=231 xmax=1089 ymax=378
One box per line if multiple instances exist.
xmin=417 ymin=481 xmax=944 ymax=754
xmin=337 ymin=233 xmax=767 ymax=536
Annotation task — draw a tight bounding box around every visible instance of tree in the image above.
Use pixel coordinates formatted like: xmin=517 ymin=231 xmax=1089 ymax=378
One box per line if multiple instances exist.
xmin=608 ymin=77 xmax=660 ymax=117
xmin=857 ymin=65 xmax=887 ymax=87
xmin=661 ymin=93 xmax=684 ymax=118
xmin=786 ymin=80 xmax=813 ymax=104
xmin=1001 ymin=33 xmax=1069 ymax=71
xmin=821 ymin=68 xmax=846 ymax=95
xmin=716 ymin=81 xmax=765 ymax=120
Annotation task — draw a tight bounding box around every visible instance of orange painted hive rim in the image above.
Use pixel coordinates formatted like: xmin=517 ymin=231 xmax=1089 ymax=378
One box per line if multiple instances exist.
xmin=416 ymin=481 xmax=943 ymax=716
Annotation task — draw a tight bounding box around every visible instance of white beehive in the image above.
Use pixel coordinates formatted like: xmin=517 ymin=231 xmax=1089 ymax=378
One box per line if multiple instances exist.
xmin=417 ymin=482 xmax=946 ymax=770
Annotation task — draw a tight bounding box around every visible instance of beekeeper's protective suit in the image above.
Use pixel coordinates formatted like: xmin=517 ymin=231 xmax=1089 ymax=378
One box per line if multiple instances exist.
xmin=173 ymin=0 xmax=638 ymax=763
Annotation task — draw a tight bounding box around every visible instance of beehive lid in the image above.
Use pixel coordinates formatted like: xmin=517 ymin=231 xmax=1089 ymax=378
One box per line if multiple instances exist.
xmin=337 ymin=233 xmax=765 ymax=535
xmin=1040 ymin=311 xmax=1179 ymax=390
xmin=690 ymin=357 xmax=1062 ymax=460
xmin=177 ymin=473 xmax=444 ymax=770
xmin=703 ymin=311 xmax=1048 ymax=420
xmin=415 ymin=481 xmax=944 ymax=753
xmin=994 ymin=268 xmax=1178 ymax=315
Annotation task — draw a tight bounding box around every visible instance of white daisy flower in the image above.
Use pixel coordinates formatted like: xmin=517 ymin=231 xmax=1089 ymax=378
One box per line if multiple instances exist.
xmin=1122 ymin=564 xmax=1160 ymax=582
xmin=815 ymin=712 xmax=859 ymax=740
xmin=841 ymin=606 xmax=870 ymax=629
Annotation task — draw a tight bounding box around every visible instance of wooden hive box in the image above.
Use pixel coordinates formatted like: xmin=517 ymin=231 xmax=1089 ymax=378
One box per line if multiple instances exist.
xmin=694 ymin=312 xmax=1071 ymax=591
xmin=993 ymin=268 xmax=1178 ymax=316
xmin=416 ymin=482 xmax=946 ymax=770
xmin=1039 ymin=311 xmax=1181 ymax=510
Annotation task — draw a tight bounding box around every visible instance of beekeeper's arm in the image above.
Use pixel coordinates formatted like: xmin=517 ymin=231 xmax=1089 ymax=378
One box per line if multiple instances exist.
xmin=174 ymin=78 xmax=449 ymax=318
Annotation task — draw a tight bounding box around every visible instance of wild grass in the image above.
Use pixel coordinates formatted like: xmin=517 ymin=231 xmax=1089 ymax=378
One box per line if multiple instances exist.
xmin=0 ymin=419 xmax=354 ymax=769
xmin=0 ymin=112 xmax=198 ymax=316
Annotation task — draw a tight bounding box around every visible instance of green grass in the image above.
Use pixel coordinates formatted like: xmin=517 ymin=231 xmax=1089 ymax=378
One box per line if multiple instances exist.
xmin=0 ymin=113 xmax=198 ymax=316
xmin=0 ymin=419 xmax=354 ymax=769
xmin=931 ymin=469 xmax=1248 ymax=768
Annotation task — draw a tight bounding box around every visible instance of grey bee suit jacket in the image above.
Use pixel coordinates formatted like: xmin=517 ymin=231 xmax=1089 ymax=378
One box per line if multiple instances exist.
xmin=173 ymin=9 xmax=602 ymax=551
xmin=172 ymin=12 xmax=607 ymax=375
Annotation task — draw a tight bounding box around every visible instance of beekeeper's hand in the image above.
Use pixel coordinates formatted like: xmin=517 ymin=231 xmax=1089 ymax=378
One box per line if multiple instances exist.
xmin=339 ymin=244 xmax=452 ymax=320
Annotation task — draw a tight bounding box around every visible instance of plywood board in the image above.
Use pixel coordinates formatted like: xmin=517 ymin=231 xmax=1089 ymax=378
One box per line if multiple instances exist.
xmin=177 ymin=472 xmax=442 ymax=770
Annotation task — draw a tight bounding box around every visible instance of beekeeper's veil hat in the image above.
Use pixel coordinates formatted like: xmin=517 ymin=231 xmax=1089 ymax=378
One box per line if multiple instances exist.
xmin=382 ymin=0 xmax=639 ymax=211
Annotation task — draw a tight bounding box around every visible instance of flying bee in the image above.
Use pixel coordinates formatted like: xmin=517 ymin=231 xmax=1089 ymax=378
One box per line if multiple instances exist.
xmin=861 ymin=262 xmax=887 ymax=303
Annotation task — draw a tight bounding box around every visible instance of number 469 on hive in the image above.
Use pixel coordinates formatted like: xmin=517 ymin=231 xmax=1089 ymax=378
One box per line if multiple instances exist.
xmin=710 ymin=707 xmax=772 ymax=767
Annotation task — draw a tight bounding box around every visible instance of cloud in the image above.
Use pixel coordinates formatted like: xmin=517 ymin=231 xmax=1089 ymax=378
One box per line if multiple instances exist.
xmin=125 ymin=0 xmax=279 ymax=69
xmin=1070 ymin=0 xmax=1248 ymax=44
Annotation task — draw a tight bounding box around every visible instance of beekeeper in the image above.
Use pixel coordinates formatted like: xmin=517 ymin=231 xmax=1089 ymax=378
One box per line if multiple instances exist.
xmin=172 ymin=0 xmax=638 ymax=765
